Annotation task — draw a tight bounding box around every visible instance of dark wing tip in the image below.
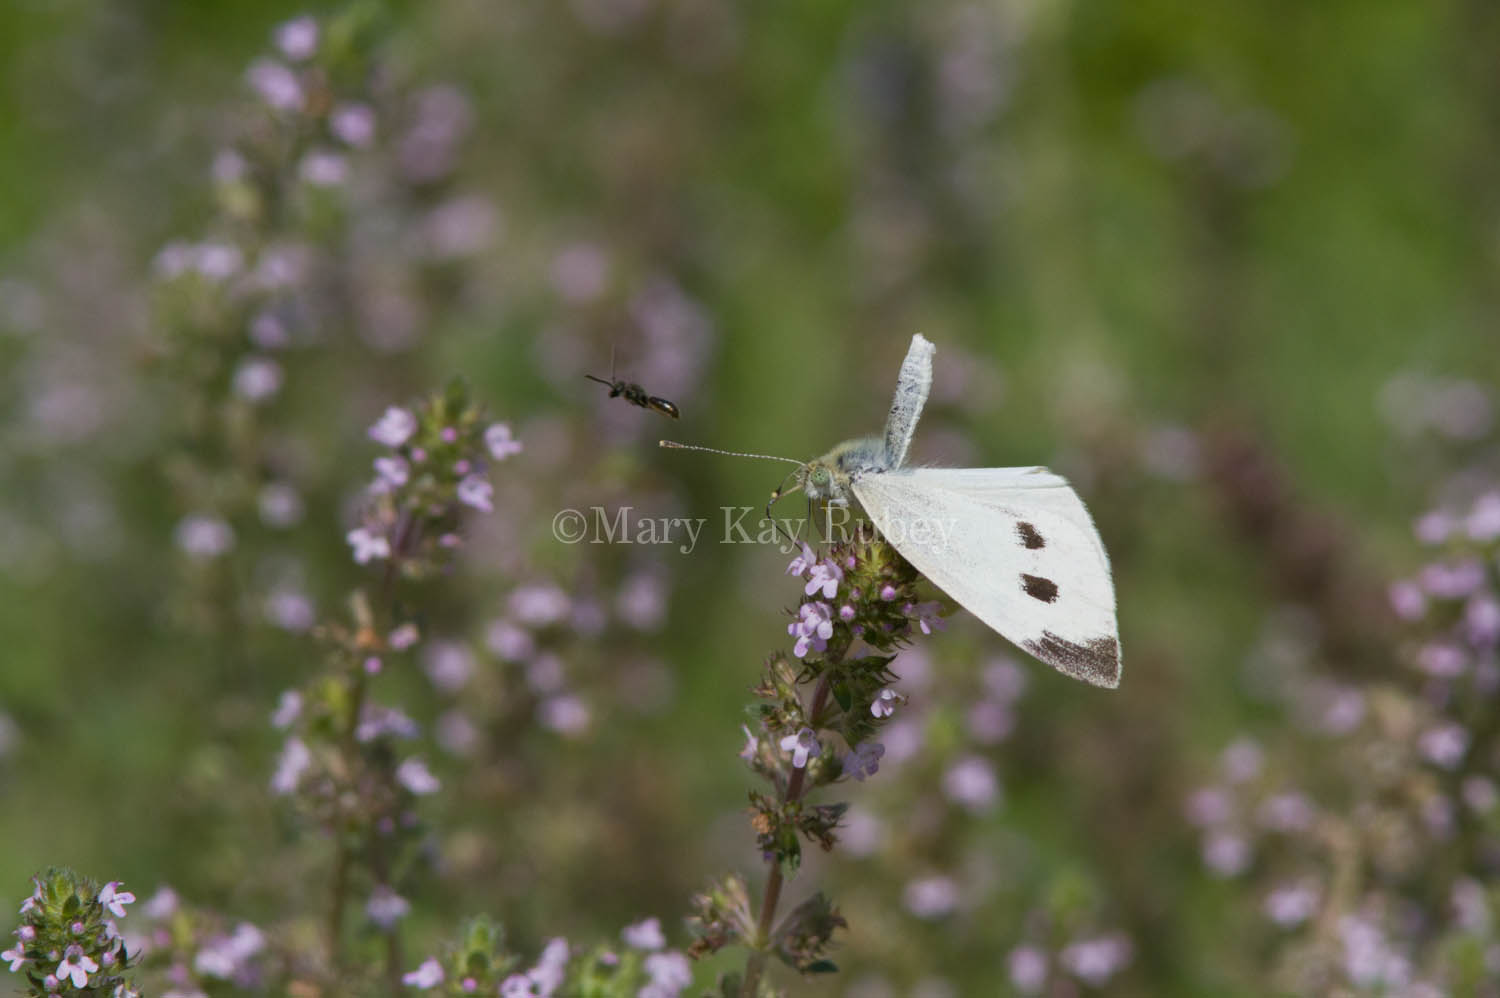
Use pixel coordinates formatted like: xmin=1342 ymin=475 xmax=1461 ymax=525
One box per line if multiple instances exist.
xmin=1023 ymin=632 xmax=1121 ymax=689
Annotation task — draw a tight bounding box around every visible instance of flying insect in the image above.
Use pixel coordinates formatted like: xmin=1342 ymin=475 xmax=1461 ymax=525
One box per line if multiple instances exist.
xmin=585 ymin=347 xmax=680 ymax=419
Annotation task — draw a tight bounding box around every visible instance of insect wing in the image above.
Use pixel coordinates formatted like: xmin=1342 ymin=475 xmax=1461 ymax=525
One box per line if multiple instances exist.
xmin=882 ymin=334 xmax=935 ymax=470
xmin=895 ymin=467 xmax=1112 ymax=568
xmin=852 ymin=467 xmax=1120 ymax=688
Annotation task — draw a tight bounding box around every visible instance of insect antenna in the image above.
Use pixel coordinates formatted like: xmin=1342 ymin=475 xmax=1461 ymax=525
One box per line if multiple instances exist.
xmin=662 ymin=441 xmax=806 ymax=545
xmin=659 ymin=441 xmax=804 ymax=465
xmin=584 ymin=374 xmax=615 ymax=387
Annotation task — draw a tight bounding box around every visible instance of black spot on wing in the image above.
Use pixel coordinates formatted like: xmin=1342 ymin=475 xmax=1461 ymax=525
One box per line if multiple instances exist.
xmin=1023 ymin=632 xmax=1121 ymax=688
xmin=1021 ymin=574 xmax=1058 ymax=603
xmin=1016 ymin=522 xmax=1045 ymax=549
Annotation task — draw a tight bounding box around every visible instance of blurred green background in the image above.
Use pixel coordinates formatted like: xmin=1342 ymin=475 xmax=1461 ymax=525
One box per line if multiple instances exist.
xmin=2 ymin=0 xmax=1498 ymax=994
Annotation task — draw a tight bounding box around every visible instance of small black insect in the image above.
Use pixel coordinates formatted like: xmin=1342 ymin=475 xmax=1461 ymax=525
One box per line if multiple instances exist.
xmin=585 ymin=347 xmax=680 ymax=419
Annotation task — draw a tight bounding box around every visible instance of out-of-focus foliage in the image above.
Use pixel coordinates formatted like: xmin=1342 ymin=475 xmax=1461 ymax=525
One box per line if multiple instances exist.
xmin=2 ymin=0 xmax=1500 ymax=995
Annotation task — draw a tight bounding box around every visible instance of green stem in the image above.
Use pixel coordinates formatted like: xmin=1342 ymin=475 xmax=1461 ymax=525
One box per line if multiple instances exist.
xmin=327 ymin=512 xmax=413 ymax=974
xmin=740 ymin=670 xmax=835 ymax=998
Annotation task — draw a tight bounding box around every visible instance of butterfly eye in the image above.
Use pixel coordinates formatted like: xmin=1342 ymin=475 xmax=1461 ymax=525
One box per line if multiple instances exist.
xmin=810 ymin=467 xmax=831 ymax=487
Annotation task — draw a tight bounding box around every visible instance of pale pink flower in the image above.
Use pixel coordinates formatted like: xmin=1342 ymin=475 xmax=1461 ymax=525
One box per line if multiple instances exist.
xmin=368 ymin=406 xmax=416 ymax=447
xmin=396 ymin=758 xmax=441 ymax=795
xmin=871 ymin=688 xmax=904 ymax=719
xmin=99 ymin=881 xmax=135 ymax=918
xmin=1059 ymin=934 xmax=1132 ymax=987
xmin=365 ymin=886 xmax=410 ymax=929
xmin=456 ymin=475 xmax=493 ymax=513
xmin=786 ymin=543 xmax=816 ymax=577
xmin=331 ymin=103 xmax=376 ymax=147
xmin=274 ymin=16 xmax=319 ymax=61
xmin=402 ymin=958 xmax=444 ymax=989
xmin=1008 ymin=946 xmax=1047 ymax=993
xmin=779 ymin=727 xmax=820 ymax=769
xmin=486 ymin=422 xmax=523 ymax=460
xmin=247 ymin=60 xmax=302 ymax=111
xmin=56 ymin=946 xmax=98 ymax=988
xmin=346 ymin=526 xmax=390 ymax=564
xmin=804 ymin=559 xmax=843 ymax=599
xmin=621 ymin=917 xmax=665 ymax=951
xmin=844 ymin=741 xmax=885 ymax=781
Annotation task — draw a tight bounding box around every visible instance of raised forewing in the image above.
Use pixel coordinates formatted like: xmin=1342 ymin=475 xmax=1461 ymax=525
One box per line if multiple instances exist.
xmin=853 ymin=467 xmax=1120 ymax=688
xmin=882 ymin=334 xmax=935 ymax=470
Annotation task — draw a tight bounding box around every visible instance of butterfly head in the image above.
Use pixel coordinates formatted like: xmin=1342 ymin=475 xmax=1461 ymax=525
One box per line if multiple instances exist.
xmin=771 ymin=442 xmax=873 ymax=511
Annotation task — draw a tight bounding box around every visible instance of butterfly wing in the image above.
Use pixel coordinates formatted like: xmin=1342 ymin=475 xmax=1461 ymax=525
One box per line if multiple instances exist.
xmin=882 ymin=334 xmax=935 ymax=469
xmin=852 ymin=467 xmax=1121 ymax=688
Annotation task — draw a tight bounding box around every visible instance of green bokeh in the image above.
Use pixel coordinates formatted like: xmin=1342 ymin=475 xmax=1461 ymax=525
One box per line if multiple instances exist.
xmin=1 ymin=1 xmax=1495 ymax=994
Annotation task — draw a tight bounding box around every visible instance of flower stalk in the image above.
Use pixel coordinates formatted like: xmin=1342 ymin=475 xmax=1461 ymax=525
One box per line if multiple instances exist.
xmin=688 ymin=528 xmax=945 ymax=995
xmin=267 ymin=382 xmax=522 ymax=989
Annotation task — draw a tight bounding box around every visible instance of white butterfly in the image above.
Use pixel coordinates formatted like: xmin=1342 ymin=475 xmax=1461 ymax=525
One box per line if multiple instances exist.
xmin=665 ymin=334 xmax=1121 ymax=688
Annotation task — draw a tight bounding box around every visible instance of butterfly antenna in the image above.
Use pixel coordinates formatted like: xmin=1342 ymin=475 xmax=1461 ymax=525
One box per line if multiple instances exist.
xmin=584 ymin=374 xmax=614 ymax=387
xmin=659 ymin=441 xmax=804 ymax=466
